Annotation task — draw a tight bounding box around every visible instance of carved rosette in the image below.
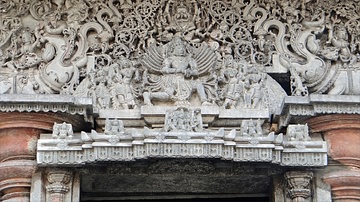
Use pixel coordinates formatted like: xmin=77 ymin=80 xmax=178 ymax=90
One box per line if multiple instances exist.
xmin=46 ymin=171 xmax=72 ymax=202
xmin=284 ymin=171 xmax=313 ymax=202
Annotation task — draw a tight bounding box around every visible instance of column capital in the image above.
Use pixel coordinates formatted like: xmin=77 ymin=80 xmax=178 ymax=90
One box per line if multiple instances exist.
xmin=46 ymin=170 xmax=72 ymax=196
xmin=284 ymin=171 xmax=313 ymax=201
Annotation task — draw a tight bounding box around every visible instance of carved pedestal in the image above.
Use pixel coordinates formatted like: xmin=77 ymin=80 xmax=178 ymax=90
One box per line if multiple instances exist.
xmin=308 ymin=114 xmax=360 ymax=201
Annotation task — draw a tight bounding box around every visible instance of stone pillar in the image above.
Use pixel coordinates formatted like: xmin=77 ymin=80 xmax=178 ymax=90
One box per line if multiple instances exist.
xmin=46 ymin=170 xmax=72 ymax=202
xmin=284 ymin=171 xmax=313 ymax=202
xmin=0 ymin=127 xmax=41 ymax=202
xmin=308 ymin=114 xmax=360 ymax=201
xmin=0 ymin=112 xmax=82 ymax=202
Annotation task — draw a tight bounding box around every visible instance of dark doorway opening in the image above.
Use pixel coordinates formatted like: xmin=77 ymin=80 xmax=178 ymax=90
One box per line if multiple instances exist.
xmin=83 ymin=197 xmax=269 ymax=202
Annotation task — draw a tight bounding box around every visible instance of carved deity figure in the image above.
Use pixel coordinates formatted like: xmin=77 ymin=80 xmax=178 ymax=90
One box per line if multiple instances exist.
xmin=164 ymin=107 xmax=202 ymax=132
xmin=244 ymin=65 xmax=266 ymax=109
xmin=241 ymin=119 xmax=262 ymax=137
xmin=95 ymin=81 xmax=111 ymax=109
xmin=143 ymin=37 xmax=215 ymax=106
xmin=110 ymin=56 xmax=139 ymax=109
xmin=104 ymin=119 xmax=124 ymax=136
xmin=52 ymin=122 xmax=73 ymax=139
xmin=161 ymin=0 xmax=201 ymax=42
xmin=327 ymin=25 xmax=353 ymax=63
xmin=219 ymin=55 xmax=244 ymax=109
xmin=3 ymin=29 xmax=42 ymax=70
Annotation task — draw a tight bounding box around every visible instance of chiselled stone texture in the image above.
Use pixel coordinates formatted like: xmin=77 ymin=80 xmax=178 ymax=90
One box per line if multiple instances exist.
xmin=278 ymin=95 xmax=360 ymax=128
xmin=46 ymin=170 xmax=72 ymax=202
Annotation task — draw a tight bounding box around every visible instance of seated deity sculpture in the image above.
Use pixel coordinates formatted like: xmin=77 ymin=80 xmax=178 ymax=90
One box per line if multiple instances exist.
xmin=142 ymin=37 xmax=217 ymax=106
xmin=104 ymin=119 xmax=124 ymax=136
xmin=52 ymin=122 xmax=73 ymax=139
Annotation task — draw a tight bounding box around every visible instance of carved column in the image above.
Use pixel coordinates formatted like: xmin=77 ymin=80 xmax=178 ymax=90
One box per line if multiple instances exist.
xmin=0 ymin=112 xmax=83 ymax=202
xmin=284 ymin=171 xmax=313 ymax=202
xmin=46 ymin=170 xmax=72 ymax=202
xmin=308 ymin=114 xmax=360 ymax=201
xmin=0 ymin=127 xmax=41 ymax=201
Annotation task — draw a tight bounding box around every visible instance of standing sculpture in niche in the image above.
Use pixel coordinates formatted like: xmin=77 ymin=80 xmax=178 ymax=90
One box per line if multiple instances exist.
xmin=142 ymin=37 xmax=217 ymax=106
xmin=95 ymin=80 xmax=111 ymax=109
xmin=240 ymin=119 xmax=263 ymax=137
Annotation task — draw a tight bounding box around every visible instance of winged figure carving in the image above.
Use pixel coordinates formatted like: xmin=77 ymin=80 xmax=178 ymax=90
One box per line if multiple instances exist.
xmin=141 ymin=37 xmax=218 ymax=106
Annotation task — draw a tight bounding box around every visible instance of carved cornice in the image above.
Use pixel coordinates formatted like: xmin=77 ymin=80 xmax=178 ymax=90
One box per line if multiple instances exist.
xmin=278 ymin=94 xmax=360 ymax=127
xmin=37 ymin=120 xmax=327 ymax=167
xmin=0 ymin=94 xmax=92 ymax=115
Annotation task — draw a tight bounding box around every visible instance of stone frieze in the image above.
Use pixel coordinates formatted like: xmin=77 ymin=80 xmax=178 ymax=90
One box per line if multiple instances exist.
xmin=1 ymin=0 xmax=360 ymax=113
xmin=37 ymin=112 xmax=327 ymax=167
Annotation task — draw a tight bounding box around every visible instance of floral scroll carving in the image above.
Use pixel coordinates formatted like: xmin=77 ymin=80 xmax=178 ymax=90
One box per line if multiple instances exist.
xmin=1 ymin=0 xmax=359 ymax=109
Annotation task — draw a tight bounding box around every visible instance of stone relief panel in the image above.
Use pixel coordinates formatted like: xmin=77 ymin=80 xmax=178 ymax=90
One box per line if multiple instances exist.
xmin=7 ymin=0 xmax=360 ymax=112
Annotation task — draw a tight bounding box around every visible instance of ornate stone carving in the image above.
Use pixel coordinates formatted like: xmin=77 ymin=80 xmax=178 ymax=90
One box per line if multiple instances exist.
xmin=53 ymin=122 xmax=73 ymax=139
xmin=284 ymin=171 xmax=313 ymax=202
xmin=37 ymin=119 xmax=327 ymax=167
xmin=1 ymin=0 xmax=301 ymax=113
xmin=46 ymin=170 xmax=72 ymax=202
xmin=142 ymin=37 xmax=216 ymax=106
xmin=278 ymin=94 xmax=360 ymax=128
xmin=0 ymin=0 xmax=359 ymax=101
xmin=164 ymin=107 xmax=203 ymax=132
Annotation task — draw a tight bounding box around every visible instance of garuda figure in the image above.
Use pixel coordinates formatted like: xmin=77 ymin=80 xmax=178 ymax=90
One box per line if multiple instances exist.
xmin=141 ymin=37 xmax=217 ymax=106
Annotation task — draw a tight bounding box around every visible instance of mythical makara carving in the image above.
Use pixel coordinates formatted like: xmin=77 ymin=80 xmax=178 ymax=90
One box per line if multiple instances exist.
xmin=3 ymin=0 xmax=359 ymax=111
